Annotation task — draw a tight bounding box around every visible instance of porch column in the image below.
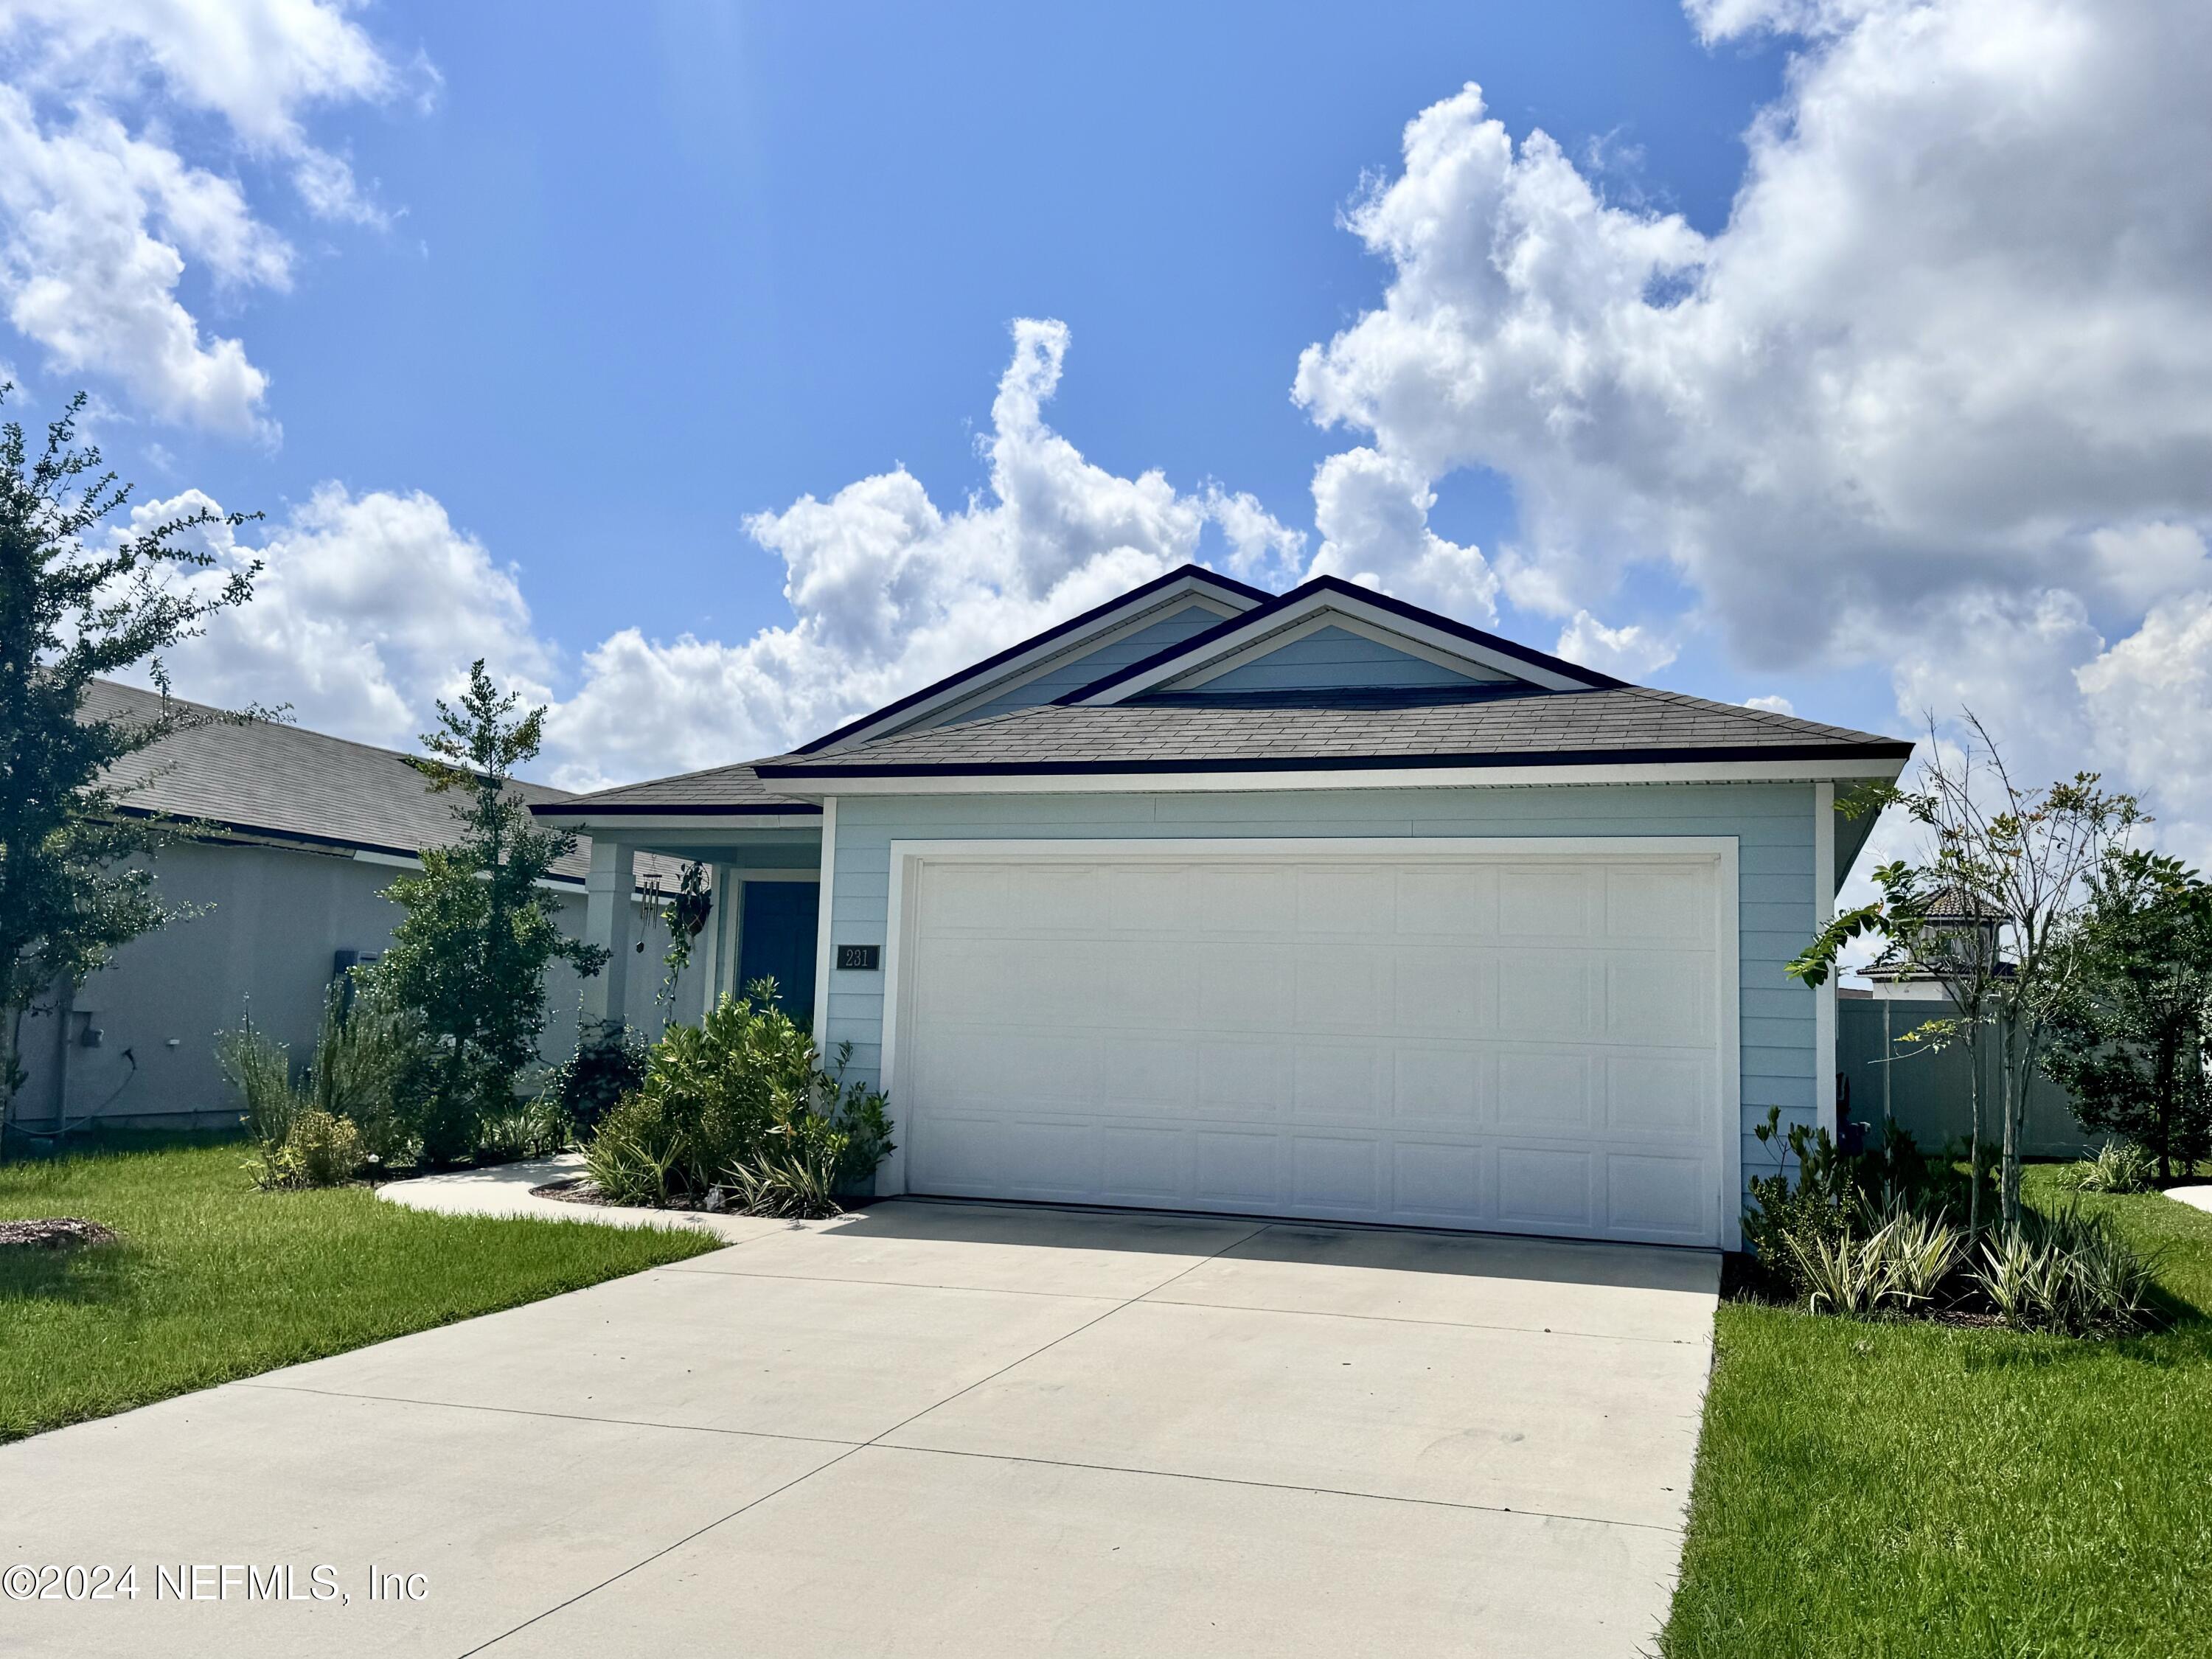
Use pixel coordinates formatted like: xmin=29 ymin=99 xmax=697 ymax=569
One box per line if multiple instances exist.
xmin=698 ymin=862 xmax=734 ymax=1020
xmin=582 ymin=838 xmax=635 ymax=1036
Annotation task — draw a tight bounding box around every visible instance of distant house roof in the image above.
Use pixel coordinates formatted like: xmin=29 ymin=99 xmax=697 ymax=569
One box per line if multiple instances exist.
xmin=748 ymin=684 xmax=1912 ymax=783
xmin=85 ymin=680 xmax=684 ymax=886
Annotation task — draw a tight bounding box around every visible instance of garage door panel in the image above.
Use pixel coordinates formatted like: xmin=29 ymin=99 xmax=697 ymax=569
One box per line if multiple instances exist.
xmin=1195 ymin=947 xmax=1291 ymax=1029
xmin=1297 ymin=865 xmax=1397 ymax=934
xmin=917 ymin=863 xmax=1011 ymax=932
xmin=1606 ymin=1054 xmax=1710 ymax=1135
xmin=1101 ymin=1037 xmax=1199 ymax=1115
xmin=1605 ymin=1154 xmax=1711 ymax=1237
xmin=1005 ymin=863 xmax=1109 ymax=933
xmin=1606 ymin=953 xmax=1713 ymax=1045
xmin=1497 ymin=1049 xmax=1596 ymax=1130
xmin=1292 ymin=1043 xmax=1384 ymax=1124
xmin=1192 ymin=1131 xmax=1280 ymax=1206
xmin=1296 ymin=943 xmax=1384 ymax=1028
xmin=1293 ymin=1135 xmax=1380 ymax=1212
xmin=1194 ymin=1042 xmax=1287 ymax=1116
xmin=1391 ymin=1046 xmax=1491 ymax=1130
xmin=1607 ymin=863 xmax=1714 ymax=943
xmin=1098 ymin=1125 xmax=1187 ymax=1202
xmin=1496 ymin=1147 xmax=1596 ymax=1228
xmin=1395 ymin=865 xmax=1498 ymax=938
xmin=1107 ymin=863 xmax=1194 ymax=931
xmin=1389 ymin=947 xmax=1489 ymax=1032
xmin=1497 ymin=866 xmax=1599 ymax=938
xmin=1198 ymin=866 xmax=1297 ymax=933
xmin=898 ymin=852 xmax=1726 ymax=1246
xmin=1391 ymin=1141 xmax=1488 ymax=1222
xmin=1496 ymin=950 xmax=1601 ymax=1040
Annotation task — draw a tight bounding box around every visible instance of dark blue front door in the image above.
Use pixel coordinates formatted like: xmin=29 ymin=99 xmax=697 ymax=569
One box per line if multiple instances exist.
xmin=735 ymin=881 xmax=820 ymax=1027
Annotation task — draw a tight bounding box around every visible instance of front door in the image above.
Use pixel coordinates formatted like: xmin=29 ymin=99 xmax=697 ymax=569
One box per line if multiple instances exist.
xmin=735 ymin=880 xmax=820 ymax=1028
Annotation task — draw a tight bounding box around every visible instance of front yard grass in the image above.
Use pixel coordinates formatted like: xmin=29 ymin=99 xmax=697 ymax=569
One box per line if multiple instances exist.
xmin=1661 ymin=1166 xmax=2212 ymax=1658
xmin=0 ymin=1133 xmax=719 ymax=1444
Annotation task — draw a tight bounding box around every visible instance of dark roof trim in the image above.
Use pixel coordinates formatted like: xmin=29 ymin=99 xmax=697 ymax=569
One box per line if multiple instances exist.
xmin=1055 ymin=574 xmax=1628 ymax=706
xmin=788 ymin=563 xmax=1270 ymax=754
xmin=756 ymin=739 xmax=1916 ymax=782
xmin=111 ymin=802 xmax=594 ymax=883
xmin=528 ymin=799 xmax=822 ymax=820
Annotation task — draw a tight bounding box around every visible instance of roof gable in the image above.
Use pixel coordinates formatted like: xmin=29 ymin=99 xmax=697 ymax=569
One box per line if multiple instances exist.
xmin=792 ymin=563 xmax=1266 ymax=753
xmin=1058 ymin=576 xmax=1621 ymax=706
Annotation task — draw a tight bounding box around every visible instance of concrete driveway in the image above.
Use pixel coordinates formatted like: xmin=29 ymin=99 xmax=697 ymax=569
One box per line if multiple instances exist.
xmin=1 ymin=1200 xmax=1717 ymax=1658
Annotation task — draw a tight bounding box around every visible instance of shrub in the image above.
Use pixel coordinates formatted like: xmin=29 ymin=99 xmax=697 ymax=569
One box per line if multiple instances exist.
xmin=215 ymin=1019 xmax=299 ymax=1150
xmin=218 ymin=975 xmax=428 ymax=1177
xmin=537 ymin=1025 xmax=649 ymax=1139
xmin=1971 ymin=1203 xmax=2160 ymax=1335
xmin=1779 ymin=1199 xmax=1964 ymax=1319
xmin=473 ymin=1096 xmax=571 ymax=1164
xmin=247 ymin=1108 xmax=365 ymax=1190
xmin=583 ymin=984 xmax=894 ymax=1210
xmin=2057 ymin=1141 xmax=2158 ymax=1194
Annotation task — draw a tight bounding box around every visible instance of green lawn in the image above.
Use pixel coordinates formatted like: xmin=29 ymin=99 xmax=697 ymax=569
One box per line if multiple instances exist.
xmin=1661 ymin=1166 xmax=2212 ymax=1658
xmin=0 ymin=1133 xmax=719 ymax=1444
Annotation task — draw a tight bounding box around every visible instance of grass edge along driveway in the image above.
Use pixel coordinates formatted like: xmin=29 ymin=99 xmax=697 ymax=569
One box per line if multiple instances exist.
xmin=1660 ymin=1166 xmax=2212 ymax=1659
xmin=0 ymin=1135 xmax=719 ymax=1444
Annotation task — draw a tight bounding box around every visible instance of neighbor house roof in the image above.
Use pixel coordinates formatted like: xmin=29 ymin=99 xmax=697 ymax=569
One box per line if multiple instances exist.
xmin=749 ymin=685 xmax=1913 ymax=782
xmin=83 ymin=679 xmax=684 ymax=885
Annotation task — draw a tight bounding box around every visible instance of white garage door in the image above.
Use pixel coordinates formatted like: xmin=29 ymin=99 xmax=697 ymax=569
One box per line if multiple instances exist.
xmin=889 ymin=843 xmax=1733 ymax=1247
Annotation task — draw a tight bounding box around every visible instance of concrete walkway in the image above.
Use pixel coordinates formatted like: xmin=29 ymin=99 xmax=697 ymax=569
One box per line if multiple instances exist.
xmin=2171 ymin=1185 xmax=2212 ymax=1217
xmin=2 ymin=1198 xmax=1719 ymax=1658
xmin=372 ymin=1153 xmax=791 ymax=1244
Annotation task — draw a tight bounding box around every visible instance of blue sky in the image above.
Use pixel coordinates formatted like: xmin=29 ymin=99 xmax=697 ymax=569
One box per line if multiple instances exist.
xmin=4 ymin=0 xmax=2208 ymax=852
xmin=136 ymin=3 xmax=1780 ymax=675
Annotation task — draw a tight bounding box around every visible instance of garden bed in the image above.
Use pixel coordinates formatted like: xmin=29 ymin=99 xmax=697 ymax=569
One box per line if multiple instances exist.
xmin=1661 ymin=1166 xmax=2212 ymax=1658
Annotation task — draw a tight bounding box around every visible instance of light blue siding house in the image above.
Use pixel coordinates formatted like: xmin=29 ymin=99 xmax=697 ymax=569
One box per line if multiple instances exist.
xmin=538 ymin=566 xmax=1908 ymax=1251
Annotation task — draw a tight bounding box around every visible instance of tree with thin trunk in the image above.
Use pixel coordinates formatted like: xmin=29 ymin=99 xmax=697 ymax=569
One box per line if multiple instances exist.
xmin=377 ymin=662 xmax=607 ymax=1164
xmin=2041 ymin=849 xmax=2212 ymax=1182
xmin=0 ymin=388 xmax=258 ymax=1152
xmin=1790 ymin=714 xmax=2142 ymax=1230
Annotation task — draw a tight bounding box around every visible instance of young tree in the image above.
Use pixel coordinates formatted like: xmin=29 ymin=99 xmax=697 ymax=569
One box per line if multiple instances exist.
xmin=2041 ymin=849 xmax=2212 ymax=1181
xmin=378 ymin=662 xmax=607 ymax=1163
xmin=0 ymin=389 xmax=258 ymax=1147
xmin=1790 ymin=714 xmax=2142 ymax=1229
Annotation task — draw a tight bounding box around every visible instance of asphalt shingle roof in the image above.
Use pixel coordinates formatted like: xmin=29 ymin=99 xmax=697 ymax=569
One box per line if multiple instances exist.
xmin=535 ymin=759 xmax=816 ymax=816
xmin=751 ymin=685 xmax=1911 ymax=780
xmin=83 ymin=680 xmax=692 ymax=883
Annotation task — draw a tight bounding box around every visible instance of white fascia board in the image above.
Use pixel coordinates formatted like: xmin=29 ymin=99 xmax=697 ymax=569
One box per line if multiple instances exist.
xmin=813 ymin=576 xmax=1260 ymax=753
xmin=763 ymin=756 xmax=1910 ymax=798
xmin=1074 ymin=591 xmax=1593 ymax=703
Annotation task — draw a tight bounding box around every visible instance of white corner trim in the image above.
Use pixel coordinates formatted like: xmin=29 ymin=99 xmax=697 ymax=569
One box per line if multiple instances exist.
xmin=876 ymin=834 xmax=1745 ymax=1246
xmin=810 ymin=798 xmax=838 ymax=1052
xmin=1814 ymin=780 xmax=1838 ymax=1143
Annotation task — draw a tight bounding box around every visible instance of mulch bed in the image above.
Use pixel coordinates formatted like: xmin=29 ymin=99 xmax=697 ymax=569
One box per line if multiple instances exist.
xmin=530 ymin=1177 xmax=613 ymax=1207
xmin=0 ymin=1217 xmax=120 ymax=1250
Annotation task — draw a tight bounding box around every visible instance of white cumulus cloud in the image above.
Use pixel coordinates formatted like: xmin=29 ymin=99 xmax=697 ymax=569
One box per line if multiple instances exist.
xmin=1296 ymin=0 xmax=2212 ymax=854
xmin=544 ymin=320 xmax=1303 ymax=789
xmin=0 ymin=0 xmax=414 ymax=434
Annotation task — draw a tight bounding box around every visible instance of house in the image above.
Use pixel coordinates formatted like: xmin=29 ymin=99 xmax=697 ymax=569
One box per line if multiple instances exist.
xmin=9 ymin=681 xmax=708 ymax=1137
xmin=538 ymin=566 xmax=1913 ymax=1250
